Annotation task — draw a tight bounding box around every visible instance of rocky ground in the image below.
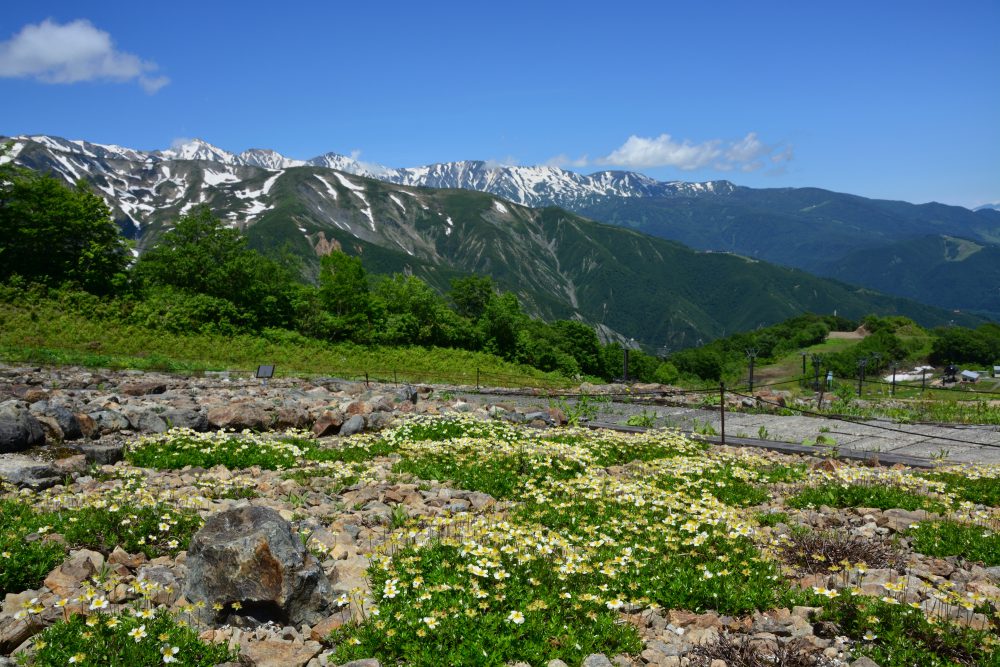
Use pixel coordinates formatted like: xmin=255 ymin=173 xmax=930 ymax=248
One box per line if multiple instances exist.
xmin=1 ymin=365 xmax=998 ymax=667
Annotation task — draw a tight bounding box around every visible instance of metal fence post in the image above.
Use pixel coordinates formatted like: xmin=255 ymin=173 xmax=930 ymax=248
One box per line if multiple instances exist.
xmin=719 ymin=382 xmax=726 ymax=446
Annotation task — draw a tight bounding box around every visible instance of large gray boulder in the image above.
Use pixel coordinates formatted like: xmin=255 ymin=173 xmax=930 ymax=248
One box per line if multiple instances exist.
xmin=207 ymin=403 xmax=270 ymax=431
xmin=0 ymin=455 xmax=59 ymax=489
xmin=184 ymin=505 xmax=332 ymax=626
xmin=161 ymin=408 xmax=209 ymax=431
xmin=0 ymin=401 xmax=45 ymax=453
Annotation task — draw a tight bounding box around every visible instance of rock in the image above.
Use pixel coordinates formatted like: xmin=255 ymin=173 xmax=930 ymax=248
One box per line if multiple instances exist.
xmin=345 ymin=401 xmax=371 ymax=417
xmin=0 ymin=456 xmax=59 ymax=490
xmin=395 ymin=385 xmax=418 ymax=405
xmin=184 ymin=505 xmax=332 ymax=627
xmin=546 ymin=661 xmax=569 ymax=667
xmin=339 ymin=415 xmax=365 ymax=437
xmin=33 ymin=414 xmax=65 ymax=442
xmin=208 ymin=404 xmax=271 ymax=431
xmin=312 ymin=411 xmax=345 ymax=437
xmin=0 ymin=616 xmax=41 ymax=655
xmin=108 ymin=546 xmax=147 ymax=569
xmin=161 ymin=408 xmax=209 ymax=431
xmin=309 ymin=609 xmax=352 ymax=641
xmin=41 ymin=406 xmax=82 ymax=440
xmin=330 ymin=555 xmax=370 ymax=595
xmin=136 ymin=564 xmax=180 ymax=606
xmin=71 ymin=439 xmax=124 ymax=464
xmin=240 ymin=638 xmax=322 ymax=667
xmin=582 ymin=655 xmax=613 ymax=667
xmin=119 ymin=381 xmax=167 ymax=396
xmin=0 ymin=401 xmax=45 ymax=453
xmin=365 ymin=412 xmax=393 ymax=432
xmin=44 ymin=549 xmax=105 ymax=597
xmin=274 ymin=406 xmax=310 ymax=429
xmin=89 ymin=409 xmax=131 ymax=435
xmin=52 ymin=454 xmax=87 ymax=475
xmin=123 ymin=407 xmax=168 ymax=434
xmin=851 ymin=658 xmax=882 ymax=667
xmin=76 ymin=413 xmax=97 ymax=438
xmin=336 ymin=660 xmax=380 ymax=667
xmin=883 ymin=508 xmax=938 ymax=533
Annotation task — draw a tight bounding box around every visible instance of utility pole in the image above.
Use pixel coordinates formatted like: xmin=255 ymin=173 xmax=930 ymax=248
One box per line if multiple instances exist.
xmin=857 ymin=358 xmax=867 ymax=397
xmin=890 ymin=361 xmax=898 ymax=396
xmin=811 ymin=354 xmax=822 ymax=391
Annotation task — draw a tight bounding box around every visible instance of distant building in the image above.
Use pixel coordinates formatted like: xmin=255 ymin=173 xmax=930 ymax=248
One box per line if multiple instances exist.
xmin=960 ymin=370 xmax=980 ymax=383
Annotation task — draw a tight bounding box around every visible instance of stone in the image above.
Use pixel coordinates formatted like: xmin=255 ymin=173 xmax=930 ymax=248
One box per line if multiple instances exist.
xmin=395 ymin=385 xmax=418 ymax=405
xmin=339 ymin=415 xmax=365 ymax=437
xmin=365 ymin=412 xmax=393 ymax=432
xmin=309 ymin=609 xmax=352 ymax=641
xmin=123 ymin=407 xmax=168 ymax=434
xmin=51 ymin=454 xmax=87 ymax=475
xmin=44 ymin=549 xmax=105 ymax=597
xmin=582 ymin=655 xmax=613 ymax=667
xmin=120 ymin=381 xmax=167 ymax=396
xmin=89 ymin=409 xmax=131 ymax=435
xmin=345 ymin=401 xmax=371 ymax=417
xmin=207 ymin=403 xmax=271 ymax=431
xmin=0 ymin=456 xmax=59 ymax=490
xmin=0 ymin=401 xmax=45 ymax=453
xmin=161 ymin=408 xmax=209 ymax=431
xmin=0 ymin=616 xmax=41 ymax=655
xmin=850 ymin=658 xmax=881 ymax=667
xmin=240 ymin=638 xmax=322 ymax=667
xmin=184 ymin=505 xmax=332 ymax=626
xmin=71 ymin=439 xmax=124 ymax=464
xmin=108 ymin=546 xmax=147 ymax=569
xmin=546 ymin=661 xmax=570 ymax=667
xmin=76 ymin=413 xmax=97 ymax=438
xmin=336 ymin=660 xmax=380 ymax=667
xmin=312 ymin=411 xmax=345 ymax=437
xmin=275 ymin=406 xmax=311 ymax=429
xmin=883 ymin=508 xmax=938 ymax=533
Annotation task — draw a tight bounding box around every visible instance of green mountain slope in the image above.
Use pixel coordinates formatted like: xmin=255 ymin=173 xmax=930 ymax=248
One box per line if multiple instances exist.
xmin=576 ymin=187 xmax=1000 ymax=271
xmin=818 ymin=235 xmax=1000 ymax=320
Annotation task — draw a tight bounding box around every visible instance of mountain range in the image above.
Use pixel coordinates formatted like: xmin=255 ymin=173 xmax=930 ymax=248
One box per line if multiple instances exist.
xmin=1 ymin=134 xmax=989 ymax=346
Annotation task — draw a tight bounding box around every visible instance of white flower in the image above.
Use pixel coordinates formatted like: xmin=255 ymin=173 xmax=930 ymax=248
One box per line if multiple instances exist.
xmin=129 ymin=625 xmax=147 ymax=642
xmin=161 ymin=645 xmax=180 ymax=663
xmin=506 ymin=610 xmax=525 ymax=624
xmin=89 ymin=596 xmax=109 ymax=611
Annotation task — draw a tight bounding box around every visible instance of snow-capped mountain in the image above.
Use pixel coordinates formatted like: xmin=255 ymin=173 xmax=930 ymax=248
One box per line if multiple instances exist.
xmin=2 ymin=134 xmax=732 ymax=212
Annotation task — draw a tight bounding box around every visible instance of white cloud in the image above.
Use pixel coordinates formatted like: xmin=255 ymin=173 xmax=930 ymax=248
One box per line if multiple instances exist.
xmin=602 ymin=134 xmax=722 ymax=170
xmin=597 ymin=131 xmax=792 ymax=172
xmin=0 ymin=19 xmax=169 ymax=93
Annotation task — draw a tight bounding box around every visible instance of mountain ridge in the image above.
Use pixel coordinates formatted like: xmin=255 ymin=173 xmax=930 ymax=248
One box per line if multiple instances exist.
xmin=1 ymin=133 xmax=986 ymax=347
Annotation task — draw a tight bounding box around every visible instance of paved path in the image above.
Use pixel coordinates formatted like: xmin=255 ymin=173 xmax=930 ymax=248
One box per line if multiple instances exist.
xmin=463 ymin=390 xmax=1000 ymax=466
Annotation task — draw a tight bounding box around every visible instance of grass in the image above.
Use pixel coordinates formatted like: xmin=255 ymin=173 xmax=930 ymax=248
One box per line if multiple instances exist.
xmin=924 ymin=471 xmax=1000 ymax=507
xmin=819 ymin=591 xmax=1000 ymax=667
xmin=0 ymin=299 xmax=570 ymax=388
xmin=908 ymin=520 xmax=1000 ymax=565
xmin=24 ymin=606 xmax=234 ymax=667
xmin=787 ymin=483 xmax=950 ymax=513
xmin=0 ymin=495 xmax=202 ymax=595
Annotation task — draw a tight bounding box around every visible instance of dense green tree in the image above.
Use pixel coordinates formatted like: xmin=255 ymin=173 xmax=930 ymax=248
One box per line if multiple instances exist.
xmin=449 ymin=275 xmax=496 ymax=320
xmin=132 ymin=206 xmax=294 ymax=328
xmin=929 ymin=326 xmax=1000 ymax=366
xmin=315 ymin=250 xmax=374 ymax=340
xmin=0 ymin=159 xmax=127 ymax=294
xmin=372 ymin=274 xmax=472 ymax=348
xmin=479 ymin=292 xmax=526 ymax=359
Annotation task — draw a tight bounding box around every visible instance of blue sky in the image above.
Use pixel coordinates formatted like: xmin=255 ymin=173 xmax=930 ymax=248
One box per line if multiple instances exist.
xmin=1 ymin=1 xmax=997 ymax=208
